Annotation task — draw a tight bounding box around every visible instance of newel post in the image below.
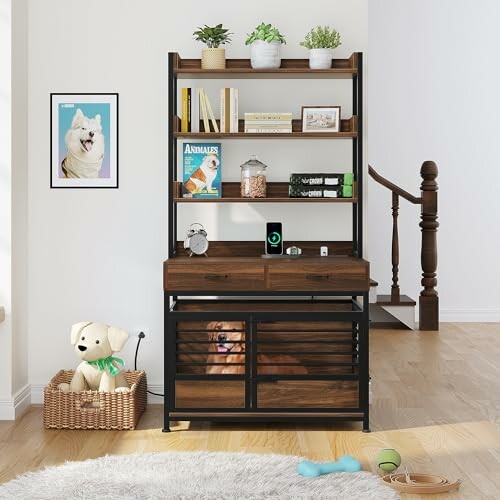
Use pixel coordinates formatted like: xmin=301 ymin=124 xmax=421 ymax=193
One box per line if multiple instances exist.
xmin=419 ymin=161 xmax=439 ymax=330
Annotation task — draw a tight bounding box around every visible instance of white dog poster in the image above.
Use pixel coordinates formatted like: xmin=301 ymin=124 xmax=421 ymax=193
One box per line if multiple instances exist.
xmin=51 ymin=94 xmax=118 ymax=188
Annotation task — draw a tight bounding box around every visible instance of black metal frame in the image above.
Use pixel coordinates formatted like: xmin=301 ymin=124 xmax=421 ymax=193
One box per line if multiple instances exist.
xmin=164 ymin=52 xmax=369 ymax=433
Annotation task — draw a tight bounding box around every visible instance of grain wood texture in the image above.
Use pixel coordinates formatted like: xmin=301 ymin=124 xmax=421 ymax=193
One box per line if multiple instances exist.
xmin=3 ymin=324 xmax=500 ymax=499
xmin=173 ymin=52 xmax=358 ymax=78
xmin=174 ymin=116 xmax=357 ymax=139
xmin=257 ymin=380 xmax=358 ymax=408
xmin=173 ymin=182 xmax=357 ymax=203
xmin=376 ymin=295 xmax=416 ymax=306
xmin=175 ymin=381 xmax=245 ymax=409
xmin=164 ymin=256 xmax=369 ymax=292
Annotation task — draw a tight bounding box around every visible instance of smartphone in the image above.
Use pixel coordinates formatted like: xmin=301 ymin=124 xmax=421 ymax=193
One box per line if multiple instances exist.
xmin=266 ymin=222 xmax=283 ymax=255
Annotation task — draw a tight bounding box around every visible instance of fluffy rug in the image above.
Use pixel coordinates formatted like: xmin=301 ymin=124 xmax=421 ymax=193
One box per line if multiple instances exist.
xmin=0 ymin=451 xmax=400 ymax=499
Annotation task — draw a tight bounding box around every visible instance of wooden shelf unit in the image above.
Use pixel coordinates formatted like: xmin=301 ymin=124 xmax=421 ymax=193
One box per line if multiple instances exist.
xmin=173 ymin=181 xmax=358 ymax=203
xmin=164 ymin=52 xmax=369 ymax=433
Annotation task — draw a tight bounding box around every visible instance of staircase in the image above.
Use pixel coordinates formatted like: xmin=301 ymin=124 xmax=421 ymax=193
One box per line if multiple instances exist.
xmin=369 ymin=161 xmax=439 ymax=330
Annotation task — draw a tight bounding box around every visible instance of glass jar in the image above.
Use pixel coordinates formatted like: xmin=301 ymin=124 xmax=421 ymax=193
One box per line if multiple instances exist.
xmin=240 ymin=155 xmax=267 ymax=198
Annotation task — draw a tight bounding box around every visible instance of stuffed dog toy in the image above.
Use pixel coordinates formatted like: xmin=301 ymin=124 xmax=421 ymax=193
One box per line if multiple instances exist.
xmin=58 ymin=321 xmax=130 ymax=393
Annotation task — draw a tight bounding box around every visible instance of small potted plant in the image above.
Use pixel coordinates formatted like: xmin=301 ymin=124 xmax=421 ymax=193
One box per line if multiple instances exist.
xmin=300 ymin=26 xmax=341 ymax=69
xmin=245 ymin=22 xmax=286 ymax=69
xmin=193 ymin=24 xmax=232 ymax=69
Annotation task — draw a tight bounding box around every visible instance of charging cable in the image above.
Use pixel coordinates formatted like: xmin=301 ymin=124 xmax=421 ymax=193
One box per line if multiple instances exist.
xmin=134 ymin=332 xmax=164 ymax=397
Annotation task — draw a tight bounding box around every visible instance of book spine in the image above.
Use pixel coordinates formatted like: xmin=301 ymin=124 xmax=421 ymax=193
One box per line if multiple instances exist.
xmin=232 ymin=88 xmax=239 ymax=133
xmin=187 ymin=88 xmax=191 ymax=133
xmin=199 ymin=89 xmax=210 ymax=132
xmin=220 ymin=88 xmax=225 ymax=134
xmin=181 ymin=88 xmax=189 ymax=133
xmin=244 ymin=113 xmax=293 ymax=121
xmin=244 ymin=120 xmax=293 ymax=126
xmin=244 ymin=128 xmax=292 ymax=133
xmin=191 ymin=88 xmax=199 ymax=133
xmin=244 ymin=123 xmax=293 ymax=129
xmin=225 ymin=88 xmax=231 ymax=133
xmin=204 ymin=90 xmax=219 ymax=133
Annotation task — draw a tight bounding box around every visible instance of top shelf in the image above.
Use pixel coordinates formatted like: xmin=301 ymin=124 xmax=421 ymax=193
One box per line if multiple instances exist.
xmin=172 ymin=53 xmax=359 ymax=79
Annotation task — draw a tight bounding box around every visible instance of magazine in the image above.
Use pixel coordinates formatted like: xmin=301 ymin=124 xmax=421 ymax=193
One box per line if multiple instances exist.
xmin=182 ymin=143 xmax=221 ymax=198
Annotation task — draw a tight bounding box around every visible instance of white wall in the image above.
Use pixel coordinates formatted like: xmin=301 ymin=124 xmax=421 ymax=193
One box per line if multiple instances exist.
xmin=26 ymin=0 xmax=368 ymax=394
xmin=368 ymin=0 xmax=500 ymax=321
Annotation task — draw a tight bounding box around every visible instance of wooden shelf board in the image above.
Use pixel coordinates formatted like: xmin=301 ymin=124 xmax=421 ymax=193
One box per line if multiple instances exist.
xmin=174 ymin=182 xmax=357 ymax=204
xmin=376 ymin=295 xmax=417 ymax=306
xmin=173 ymin=54 xmax=358 ymax=79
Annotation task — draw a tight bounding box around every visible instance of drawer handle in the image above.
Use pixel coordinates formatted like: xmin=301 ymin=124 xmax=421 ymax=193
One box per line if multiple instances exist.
xmin=204 ymin=274 xmax=229 ymax=281
xmin=305 ymin=274 xmax=332 ymax=281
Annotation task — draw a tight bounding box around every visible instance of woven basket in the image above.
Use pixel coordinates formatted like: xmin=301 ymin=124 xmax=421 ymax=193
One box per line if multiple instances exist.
xmin=201 ymin=48 xmax=226 ymax=69
xmin=43 ymin=370 xmax=147 ymax=430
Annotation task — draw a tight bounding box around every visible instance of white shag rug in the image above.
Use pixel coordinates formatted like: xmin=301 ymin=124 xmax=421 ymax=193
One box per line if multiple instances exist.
xmin=0 ymin=451 xmax=400 ymax=500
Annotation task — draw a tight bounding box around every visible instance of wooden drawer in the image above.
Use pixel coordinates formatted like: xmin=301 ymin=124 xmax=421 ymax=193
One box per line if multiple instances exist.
xmin=175 ymin=381 xmax=245 ymax=408
xmin=165 ymin=263 xmax=265 ymax=291
xmin=257 ymin=380 xmax=358 ymax=408
xmin=268 ymin=261 xmax=369 ymax=291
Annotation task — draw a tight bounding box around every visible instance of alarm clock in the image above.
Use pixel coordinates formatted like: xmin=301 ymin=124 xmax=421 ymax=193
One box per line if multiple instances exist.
xmin=184 ymin=223 xmax=209 ymax=257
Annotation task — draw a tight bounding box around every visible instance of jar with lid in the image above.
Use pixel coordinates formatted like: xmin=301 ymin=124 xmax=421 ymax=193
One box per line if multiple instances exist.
xmin=240 ymin=155 xmax=267 ymax=198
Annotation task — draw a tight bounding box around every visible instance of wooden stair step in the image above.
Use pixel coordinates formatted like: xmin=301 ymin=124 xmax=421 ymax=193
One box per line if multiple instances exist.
xmin=376 ymin=295 xmax=416 ymax=306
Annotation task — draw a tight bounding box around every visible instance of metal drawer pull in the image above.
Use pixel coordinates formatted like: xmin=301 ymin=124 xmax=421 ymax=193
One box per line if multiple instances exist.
xmin=305 ymin=274 xmax=332 ymax=281
xmin=204 ymin=274 xmax=229 ymax=281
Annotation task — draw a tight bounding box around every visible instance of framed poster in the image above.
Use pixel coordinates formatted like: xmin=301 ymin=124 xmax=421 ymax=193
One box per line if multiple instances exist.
xmin=50 ymin=93 xmax=119 ymax=188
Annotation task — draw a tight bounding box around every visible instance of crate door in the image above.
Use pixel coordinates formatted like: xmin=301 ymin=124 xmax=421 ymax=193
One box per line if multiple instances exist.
xmin=255 ymin=320 xmax=360 ymax=410
xmin=174 ymin=319 xmax=247 ymax=409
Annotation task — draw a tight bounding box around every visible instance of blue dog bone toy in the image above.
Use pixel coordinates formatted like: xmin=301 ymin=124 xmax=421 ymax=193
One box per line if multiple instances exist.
xmin=297 ymin=455 xmax=362 ymax=477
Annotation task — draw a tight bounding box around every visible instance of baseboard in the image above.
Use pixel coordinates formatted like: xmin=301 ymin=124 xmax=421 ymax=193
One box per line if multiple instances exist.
xmin=31 ymin=383 xmax=165 ymax=405
xmin=440 ymin=309 xmax=500 ymax=322
xmin=0 ymin=384 xmax=31 ymax=420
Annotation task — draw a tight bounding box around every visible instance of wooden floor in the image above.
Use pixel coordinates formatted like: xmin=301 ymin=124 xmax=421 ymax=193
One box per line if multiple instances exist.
xmin=1 ymin=323 xmax=500 ymax=499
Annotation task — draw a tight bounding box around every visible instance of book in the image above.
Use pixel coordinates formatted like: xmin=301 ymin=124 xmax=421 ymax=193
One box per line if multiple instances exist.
xmin=289 ymin=184 xmax=353 ymax=198
xmin=199 ymin=89 xmax=210 ymax=132
xmin=181 ymin=88 xmax=191 ymax=133
xmin=182 ymin=143 xmax=221 ymax=198
xmin=245 ymin=120 xmax=293 ymax=126
xmin=191 ymin=88 xmax=200 ymax=133
xmin=231 ymin=88 xmax=239 ymax=133
xmin=202 ymin=89 xmax=219 ymax=133
xmin=244 ymin=112 xmax=293 ymax=121
xmin=290 ymin=173 xmax=354 ymax=186
xmin=244 ymin=128 xmax=292 ymax=133
xmin=244 ymin=123 xmax=292 ymax=129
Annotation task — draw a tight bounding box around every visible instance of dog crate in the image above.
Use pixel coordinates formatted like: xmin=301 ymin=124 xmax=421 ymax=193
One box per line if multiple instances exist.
xmin=43 ymin=370 xmax=147 ymax=430
xmin=165 ymin=299 xmax=369 ymax=430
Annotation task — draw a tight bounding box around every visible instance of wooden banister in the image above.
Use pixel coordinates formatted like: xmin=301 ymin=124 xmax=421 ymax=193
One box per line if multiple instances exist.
xmin=369 ymin=162 xmax=439 ymax=330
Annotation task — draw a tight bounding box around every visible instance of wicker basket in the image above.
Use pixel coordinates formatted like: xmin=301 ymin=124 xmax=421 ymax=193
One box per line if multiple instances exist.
xmin=43 ymin=370 xmax=147 ymax=430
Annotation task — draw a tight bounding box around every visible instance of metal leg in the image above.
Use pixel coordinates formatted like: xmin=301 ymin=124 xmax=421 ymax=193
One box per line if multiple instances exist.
xmin=162 ymin=419 xmax=171 ymax=433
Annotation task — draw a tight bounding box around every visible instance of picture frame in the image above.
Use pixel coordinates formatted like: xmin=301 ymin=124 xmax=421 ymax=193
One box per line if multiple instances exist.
xmin=301 ymin=106 xmax=341 ymax=133
xmin=50 ymin=93 xmax=119 ymax=188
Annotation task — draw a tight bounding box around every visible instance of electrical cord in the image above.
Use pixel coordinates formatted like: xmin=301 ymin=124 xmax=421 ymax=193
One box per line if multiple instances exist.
xmin=134 ymin=331 xmax=164 ymax=397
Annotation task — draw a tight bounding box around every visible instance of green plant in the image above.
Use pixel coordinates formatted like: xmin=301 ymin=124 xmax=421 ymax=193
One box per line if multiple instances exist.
xmin=193 ymin=24 xmax=232 ymax=48
xmin=245 ymin=22 xmax=286 ymax=45
xmin=300 ymin=26 xmax=341 ymax=50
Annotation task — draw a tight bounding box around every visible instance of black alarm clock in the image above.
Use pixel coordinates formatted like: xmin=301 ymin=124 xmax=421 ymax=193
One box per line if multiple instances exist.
xmin=184 ymin=223 xmax=209 ymax=257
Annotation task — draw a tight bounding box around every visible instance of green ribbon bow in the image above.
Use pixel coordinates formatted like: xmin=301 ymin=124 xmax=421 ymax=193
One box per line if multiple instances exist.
xmin=86 ymin=356 xmax=124 ymax=376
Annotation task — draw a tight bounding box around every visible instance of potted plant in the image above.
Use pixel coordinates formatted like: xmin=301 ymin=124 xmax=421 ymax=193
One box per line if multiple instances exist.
xmin=300 ymin=26 xmax=341 ymax=69
xmin=193 ymin=24 xmax=232 ymax=69
xmin=245 ymin=22 xmax=286 ymax=69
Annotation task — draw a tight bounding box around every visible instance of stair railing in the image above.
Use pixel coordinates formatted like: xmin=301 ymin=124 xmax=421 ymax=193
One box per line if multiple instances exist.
xmin=369 ymin=161 xmax=439 ymax=330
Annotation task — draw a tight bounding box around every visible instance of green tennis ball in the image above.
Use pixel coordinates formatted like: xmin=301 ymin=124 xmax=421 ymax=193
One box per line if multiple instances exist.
xmin=376 ymin=448 xmax=401 ymax=472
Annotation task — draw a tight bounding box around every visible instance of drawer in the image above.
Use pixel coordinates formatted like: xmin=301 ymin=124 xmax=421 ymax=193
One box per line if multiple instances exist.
xmin=175 ymin=381 xmax=245 ymax=408
xmin=257 ymin=380 xmax=358 ymax=409
xmin=165 ymin=263 xmax=265 ymax=291
xmin=268 ymin=262 xmax=369 ymax=291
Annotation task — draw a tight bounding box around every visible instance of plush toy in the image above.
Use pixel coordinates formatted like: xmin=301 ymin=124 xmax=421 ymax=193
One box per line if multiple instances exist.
xmin=376 ymin=448 xmax=401 ymax=473
xmin=297 ymin=456 xmax=362 ymax=477
xmin=58 ymin=321 xmax=130 ymax=393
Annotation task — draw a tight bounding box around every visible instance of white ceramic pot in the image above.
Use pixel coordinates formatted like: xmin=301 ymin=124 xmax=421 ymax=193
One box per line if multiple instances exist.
xmin=201 ymin=48 xmax=226 ymax=69
xmin=250 ymin=40 xmax=281 ymax=69
xmin=309 ymin=48 xmax=333 ymax=69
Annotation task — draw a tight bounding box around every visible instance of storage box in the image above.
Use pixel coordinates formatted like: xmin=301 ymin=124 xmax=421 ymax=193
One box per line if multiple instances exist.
xmin=289 ymin=173 xmax=353 ymax=186
xmin=43 ymin=370 xmax=147 ymax=430
xmin=289 ymin=184 xmax=353 ymax=198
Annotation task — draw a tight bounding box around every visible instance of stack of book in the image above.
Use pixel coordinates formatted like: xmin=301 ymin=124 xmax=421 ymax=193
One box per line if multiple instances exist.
xmin=181 ymin=88 xmax=223 ymax=133
xmin=244 ymin=112 xmax=293 ymax=133
xmin=289 ymin=173 xmax=354 ymax=198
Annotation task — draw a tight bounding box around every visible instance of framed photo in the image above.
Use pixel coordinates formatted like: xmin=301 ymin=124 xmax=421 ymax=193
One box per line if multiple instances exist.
xmin=301 ymin=106 xmax=341 ymax=133
xmin=50 ymin=93 xmax=119 ymax=188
